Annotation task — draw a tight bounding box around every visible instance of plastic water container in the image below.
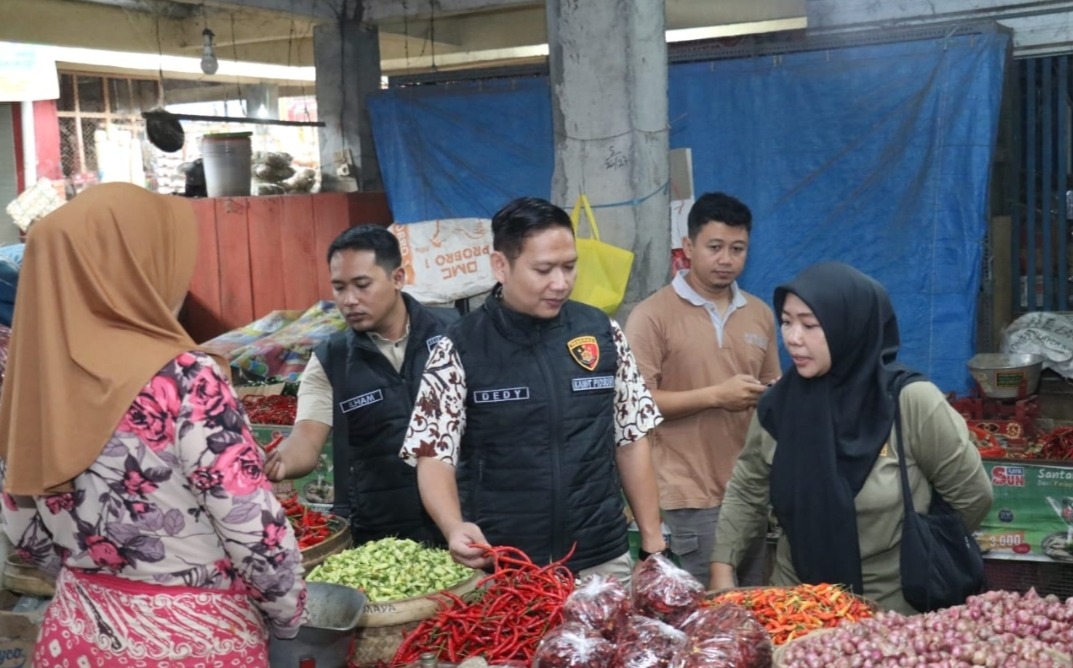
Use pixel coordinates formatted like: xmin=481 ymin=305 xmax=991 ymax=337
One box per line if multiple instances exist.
xmin=201 ymin=132 xmax=252 ymax=197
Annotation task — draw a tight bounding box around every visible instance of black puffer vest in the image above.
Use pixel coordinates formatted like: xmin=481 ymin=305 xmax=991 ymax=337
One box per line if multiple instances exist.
xmin=315 ymin=294 xmax=455 ymax=546
xmin=451 ymin=296 xmax=628 ymax=571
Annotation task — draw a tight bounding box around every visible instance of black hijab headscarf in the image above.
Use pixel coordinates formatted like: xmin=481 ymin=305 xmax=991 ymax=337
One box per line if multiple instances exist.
xmin=762 ymin=262 xmax=922 ymax=594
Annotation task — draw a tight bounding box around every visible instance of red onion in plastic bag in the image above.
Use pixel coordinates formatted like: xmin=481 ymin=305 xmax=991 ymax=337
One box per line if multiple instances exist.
xmin=632 ymin=553 xmax=704 ymax=626
xmin=563 ymin=574 xmax=631 ymax=640
xmin=669 ymin=631 xmax=774 ymax=668
xmin=533 ymin=622 xmax=615 ymax=668
xmin=678 ymin=603 xmax=759 ymax=636
xmin=612 ymin=615 xmax=688 ymax=668
xmin=675 ymin=604 xmax=772 ymax=667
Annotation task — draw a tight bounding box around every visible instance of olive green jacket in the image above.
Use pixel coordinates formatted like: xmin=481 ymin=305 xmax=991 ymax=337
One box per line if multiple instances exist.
xmin=711 ymin=381 xmax=993 ymax=614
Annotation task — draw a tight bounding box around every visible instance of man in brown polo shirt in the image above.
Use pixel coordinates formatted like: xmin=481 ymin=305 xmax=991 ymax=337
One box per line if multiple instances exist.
xmin=625 ymin=192 xmax=780 ymax=585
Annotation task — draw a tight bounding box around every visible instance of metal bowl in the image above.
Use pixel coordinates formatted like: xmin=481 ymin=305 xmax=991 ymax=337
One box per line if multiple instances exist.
xmin=268 ymin=582 xmax=367 ymax=668
xmin=967 ymin=353 xmax=1045 ymax=399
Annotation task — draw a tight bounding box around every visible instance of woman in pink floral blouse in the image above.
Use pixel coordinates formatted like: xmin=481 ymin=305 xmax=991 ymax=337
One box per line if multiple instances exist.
xmin=0 ymin=183 xmax=306 ymax=666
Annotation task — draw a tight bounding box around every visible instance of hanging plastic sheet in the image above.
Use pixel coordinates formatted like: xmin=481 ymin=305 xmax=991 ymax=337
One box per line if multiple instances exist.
xmin=368 ymin=32 xmax=1010 ymax=393
xmin=368 ymin=77 xmax=554 ymax=223
xmin=667 ymin=33 xmax=1008 ymax=393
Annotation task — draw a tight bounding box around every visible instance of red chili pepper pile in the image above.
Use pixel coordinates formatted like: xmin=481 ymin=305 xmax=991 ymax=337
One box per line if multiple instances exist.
xmin=391 ymin=544 xmax=577 ymax=666
xmin=1036 ymin=425 xmax=1073 ymax=460
xmin=707 ymin=583 xmax=874 ymax=645
xmin=968 ymin=425 xmax=1007 ymax=459
xmin=973 ymin=425 xmax=1073 ymax=461
xmin=242 ymin=394 xmax=298 ymax=425
xmin=280 ymin=493 xmax=334 ymax=550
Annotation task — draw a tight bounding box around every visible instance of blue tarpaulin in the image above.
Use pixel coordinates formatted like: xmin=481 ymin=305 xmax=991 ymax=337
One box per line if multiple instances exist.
xmin=368 ymin=33 xmax=1009 ymax=392
xmin=368 ymin=78 xmax=554 ymax=222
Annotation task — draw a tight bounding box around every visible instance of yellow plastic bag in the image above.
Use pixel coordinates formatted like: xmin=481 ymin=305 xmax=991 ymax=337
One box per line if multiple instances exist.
xmin=569 ymin=194 xmax=635 ymax=315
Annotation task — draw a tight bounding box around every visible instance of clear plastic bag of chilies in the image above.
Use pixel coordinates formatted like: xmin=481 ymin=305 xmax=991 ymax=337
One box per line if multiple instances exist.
xmin=676 ymin=604 xmax=772 ymax=668
xmin=562 ymin=574 xmax=631 ymax=640
xmin=532 ymin=621 xmax=615 ymax=668
xmin=669 ymin=631 xmax=769 ymax=668
xmin=632 ymin=553 xmax=704 ymax=626
xmin=612 ymin=615 xmax=688 ymax=668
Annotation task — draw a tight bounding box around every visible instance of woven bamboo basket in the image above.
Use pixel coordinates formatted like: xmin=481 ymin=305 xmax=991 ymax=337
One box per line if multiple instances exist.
xmin=706 ymin=584 xmax=878 ymax=615
xmin=350 ymin=571 xmax=483 ymax=667
xmin=771 ymin=627 xmax=835 ymax=667
xmin=272 ymin=479 xmax=296 ymax=496
xmin=235 ymin=382 xmax=286 ymax=398
xmin=301 ymin=515 xmax=352 ymax=574
xmin=708 ymin=585 xmax=877 ymax=666
xmin=4 ymin=555 xmax=56 ymax=597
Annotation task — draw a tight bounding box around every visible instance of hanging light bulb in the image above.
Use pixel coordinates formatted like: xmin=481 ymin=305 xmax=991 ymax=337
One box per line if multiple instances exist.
xmin=200 ymin=28 xmax=218 ymax=75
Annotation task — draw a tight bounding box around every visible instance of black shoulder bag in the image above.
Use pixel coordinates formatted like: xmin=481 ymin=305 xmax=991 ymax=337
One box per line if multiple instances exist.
xmin=894 ymin=395 xmax=984 ymax=612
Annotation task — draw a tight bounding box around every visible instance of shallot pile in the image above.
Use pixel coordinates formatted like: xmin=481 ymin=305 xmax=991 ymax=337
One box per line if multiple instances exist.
xmin=779 ymin=589 xmax=1073 ymax=667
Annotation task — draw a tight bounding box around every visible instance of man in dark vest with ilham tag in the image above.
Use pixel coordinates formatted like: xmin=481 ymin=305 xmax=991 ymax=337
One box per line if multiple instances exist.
xmin=267 ymin=225 xmax=455 ymax=546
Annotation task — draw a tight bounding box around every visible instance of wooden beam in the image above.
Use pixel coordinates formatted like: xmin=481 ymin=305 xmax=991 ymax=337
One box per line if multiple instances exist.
xmin=808 ymin=0 xmax=1073 ymax=30
xmin=3 ymin=0 xmax=316 ymax=67
xmin=362 ymin=0 xmax=540 ymax=24
xmin=807 ymin=0 xmax=1073 ymax=56
xmin=76 ymin=0 xmax=198 ymax=19
xmin=171 ymin=0 xmax=352 ymax=21
xmin=5 ymin=0 xmax=194 ymax=57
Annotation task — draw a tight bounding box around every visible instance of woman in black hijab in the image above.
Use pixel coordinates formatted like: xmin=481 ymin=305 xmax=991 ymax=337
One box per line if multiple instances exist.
xmin=708 ymin=262 xmax=991 ymax=613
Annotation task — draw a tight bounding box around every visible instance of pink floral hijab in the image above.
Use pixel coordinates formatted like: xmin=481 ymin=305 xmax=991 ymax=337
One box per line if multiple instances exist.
xmin=0 ymin=183 xmax=202 ymax=495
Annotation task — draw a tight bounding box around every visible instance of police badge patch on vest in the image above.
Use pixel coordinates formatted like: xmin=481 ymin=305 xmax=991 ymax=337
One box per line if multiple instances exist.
xmin=568 ymin=335 xmax=600 ymax=371
xmin=340 ymin=389 xmax=383 ymax=413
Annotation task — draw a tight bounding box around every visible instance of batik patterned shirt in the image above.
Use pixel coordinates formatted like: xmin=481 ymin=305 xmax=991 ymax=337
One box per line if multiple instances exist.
xmin=400 ymin=319 xmax=662 ymax=465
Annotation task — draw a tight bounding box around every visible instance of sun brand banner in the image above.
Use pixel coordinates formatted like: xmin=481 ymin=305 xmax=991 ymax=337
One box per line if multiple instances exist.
xmin=977 ymin=461 xmax=1073 ymax=562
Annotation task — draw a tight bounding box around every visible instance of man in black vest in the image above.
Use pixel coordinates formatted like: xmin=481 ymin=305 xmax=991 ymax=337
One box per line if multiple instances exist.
xmin=266 ymin=225 xmax=454 ymax=546
xmin=400 ymin=198 xmax=667 ymax=580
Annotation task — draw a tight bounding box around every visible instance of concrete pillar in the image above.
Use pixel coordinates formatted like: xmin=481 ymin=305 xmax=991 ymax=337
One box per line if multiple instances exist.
xmin=546 ymin=0 xmax=670 ymax=315
xmin=313 ymin=20 xmax=382 ymax=193
xmin=244 ymin=83 xmax=279 ymax=120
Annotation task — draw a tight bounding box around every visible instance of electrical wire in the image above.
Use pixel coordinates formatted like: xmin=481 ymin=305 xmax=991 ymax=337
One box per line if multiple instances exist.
xmin=429 ymin=0 xmax=437 ymax=72
xmin=229 ymin=11 xmax=246 ymax=117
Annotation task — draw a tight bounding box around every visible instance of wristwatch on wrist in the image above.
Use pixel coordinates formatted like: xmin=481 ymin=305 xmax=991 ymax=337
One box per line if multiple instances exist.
xmin=637 ymin=546 xmax=674 ymax=562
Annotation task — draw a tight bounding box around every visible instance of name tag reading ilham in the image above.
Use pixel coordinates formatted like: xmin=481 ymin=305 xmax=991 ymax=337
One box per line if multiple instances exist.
xmin=340 ymin=389 xmax=383 ymax=413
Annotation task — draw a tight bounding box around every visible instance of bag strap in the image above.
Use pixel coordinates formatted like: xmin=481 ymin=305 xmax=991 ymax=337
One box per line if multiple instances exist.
xmin=891 ymin=392 xmax=916 ymax=518
xmin=569 ymin=194 xmax=602 ymax=241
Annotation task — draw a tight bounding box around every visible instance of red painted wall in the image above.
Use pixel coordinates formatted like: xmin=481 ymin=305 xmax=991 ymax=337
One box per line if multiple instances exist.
xmin=11 ymin=104 xmax=24 ymax=193
xmin=32 ymin=100 xmax=62 ymax=181
xmin=180 ymin=191 xmax=393 ymax=343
